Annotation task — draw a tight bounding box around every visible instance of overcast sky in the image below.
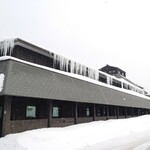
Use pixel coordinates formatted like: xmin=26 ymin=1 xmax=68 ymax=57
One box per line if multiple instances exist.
xmin=0 ymin=0 xmax=150 ymax=92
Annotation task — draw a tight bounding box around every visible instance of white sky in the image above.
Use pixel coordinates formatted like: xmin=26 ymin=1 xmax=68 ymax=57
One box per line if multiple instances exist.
xmin=0 ymin=0 xmax=150 ymax=92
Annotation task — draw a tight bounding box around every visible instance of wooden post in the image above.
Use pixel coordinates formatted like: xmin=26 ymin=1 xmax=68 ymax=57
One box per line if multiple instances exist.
xmin=125 ymin=107 xmax=127 ymax=118
xmin=2 ymin=96 xmax=11 ymax=137
xmin=74 ymin=102 xmax=78 ymax=124
xmin=131 ymin=107 xmax=134 ymax=117
xmin=93 ymin=104 xmax=96 ymax=121
xmin=117 ymin=106 xmax=119 ymax=119
xmin=48 ymin=100 xmax=52 ymax=127
xmin=115 ymin=106 xmax=117 ymax=119
xmin=105 ymin=105 xmax=108 ymax=120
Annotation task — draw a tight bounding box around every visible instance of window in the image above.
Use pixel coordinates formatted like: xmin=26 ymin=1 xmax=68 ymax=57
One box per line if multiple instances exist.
xmin=109 ymin=105 xmax=117 ymax=116
xmin=96 ymin=105 xmax=107 ymax=117
xmin=86 ymin=107 xmax=90 ymax=117
xmin=123 ymin=83 xmax=128 ymax=89
xmin=127 ymin=107 xmax=133 ymax=116
xmin=52 ymin=106 xmax=59 ymax=117
xmin=99 ymin=73 xmax=107 ymax=83
xmin=11 ymin=97 xmax=48 ymax=120
xmin=26 ymin=106 xmax=36 ymax=118
xmin=112 ymin=79 xmax=121 ymax=88
xmin=52 ymin=101 xmax=74 ymax=118
xmin=78 ymin=103 xmax=93 ymax=117
xmin=119 ymin=106 xmax=126 ymax=116
xmin=96 ymin=106 xmax=101 ymax=116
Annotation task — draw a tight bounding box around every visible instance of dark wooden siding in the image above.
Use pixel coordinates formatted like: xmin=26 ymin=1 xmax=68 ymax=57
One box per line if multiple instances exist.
xmin=12 ymin=45 xmax=53 ymax=68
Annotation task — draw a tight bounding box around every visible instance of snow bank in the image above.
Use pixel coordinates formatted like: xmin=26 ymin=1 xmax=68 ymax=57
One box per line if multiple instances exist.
xmin=0 ymin=74 xmax=5 ymax=92
xmin=1 ymin=115 xmax=150 ymax=150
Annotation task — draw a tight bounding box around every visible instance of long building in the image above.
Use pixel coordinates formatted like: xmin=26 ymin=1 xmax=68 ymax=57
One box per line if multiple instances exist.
xmin=0 ymin=38 xmax=150 ymax=137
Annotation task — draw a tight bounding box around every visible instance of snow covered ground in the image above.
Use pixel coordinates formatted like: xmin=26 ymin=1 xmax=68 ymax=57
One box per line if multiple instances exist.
xmin=1 ymin=115 xmax=150 ymax=150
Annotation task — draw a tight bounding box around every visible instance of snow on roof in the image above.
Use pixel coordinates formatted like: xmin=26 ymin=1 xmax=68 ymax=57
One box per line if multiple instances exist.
xmin=0 ymin=56 xmax=149 ymax=100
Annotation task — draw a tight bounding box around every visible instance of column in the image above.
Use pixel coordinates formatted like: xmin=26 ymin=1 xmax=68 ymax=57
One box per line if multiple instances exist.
xmin=74 ymin=102 xmax=78 ymax=124
xmin=106 ymin=105 xmax=109 ymax=119
xmin=93 ymin=104 xmax=96 ymax=121
xmin=117 ymin=106 xmax=119 ymax=119
xmin=47 ymin=100 xmax=52 ymax=127
xmin=2 ymin=96 xmax=11 ymax=137
xmin=124 ymin=107 xmax=126 ymax=118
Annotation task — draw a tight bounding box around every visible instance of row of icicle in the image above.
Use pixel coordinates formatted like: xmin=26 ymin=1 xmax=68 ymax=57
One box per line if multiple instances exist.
xmin=53 ymin=53 xmax=99 ymax=80
xmin=0 ymin=39 xmax=15 ymax=56
xmin=0 ymin=39 xmax=146 ymax=95
xmin=0 ymin=39 xmax=99 ymax=81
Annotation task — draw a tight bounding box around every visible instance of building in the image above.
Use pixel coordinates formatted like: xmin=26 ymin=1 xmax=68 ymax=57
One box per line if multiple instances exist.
xmin=0 ymin=38 xmax=150 ymax=137
xmin=100 ymin=64 xmax=126 ymax=77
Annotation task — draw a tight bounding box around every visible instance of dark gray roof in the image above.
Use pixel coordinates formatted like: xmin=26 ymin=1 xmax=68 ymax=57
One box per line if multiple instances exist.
xmin=0 ymin=38 xmax=53 ymax=58
xmin=14 ymin=38 xmax=53 ymax=58
xmin=1 ymin=58 xmax=150 ymax=109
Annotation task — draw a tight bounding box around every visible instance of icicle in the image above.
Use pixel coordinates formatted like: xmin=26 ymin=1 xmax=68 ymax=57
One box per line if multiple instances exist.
xmin=52 ymin=51 xmax=100 ymax=82
xmin=0 ymin=39 xmax=15 ymax=56
xmin=82 ymin=65 xmax=86 ymax=76
xmin=70 ymin=60 xmax=75 ymax=73
xmin=76 ymin=62 xmax=81 ymax=75
xmin=53 ymin=53 xmax=57 ymax=69
xmin=88 ymin=68 xmax=99 ymax=80
xmin=53 ymin=53 xmax=70 ymax=72
xmin=59 ymin=55 xmax=63 ymax=71
xmin=95 ymin=70 xmax=99 ymax=81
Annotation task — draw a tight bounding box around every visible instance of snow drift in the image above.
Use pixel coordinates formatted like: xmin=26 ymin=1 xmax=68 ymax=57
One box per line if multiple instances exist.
xmin=1 ymin=115 xmax=150 ymax=150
